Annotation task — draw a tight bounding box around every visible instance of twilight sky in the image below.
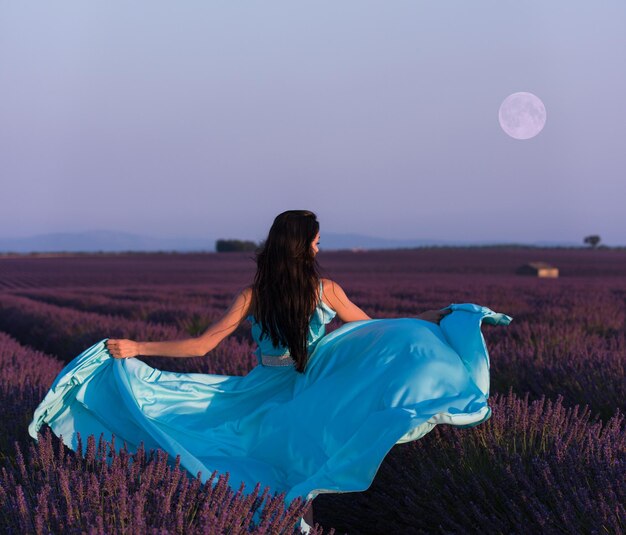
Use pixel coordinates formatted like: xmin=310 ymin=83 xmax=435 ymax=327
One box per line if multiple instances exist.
xmin=1 ymin=1 xmax=625 ymax=245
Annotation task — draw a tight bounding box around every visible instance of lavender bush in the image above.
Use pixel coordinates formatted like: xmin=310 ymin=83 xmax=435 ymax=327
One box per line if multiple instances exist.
xmin=315 ymin=389 xmax=624 ymax=533
xmin=0 ymin=428 xmax=325 ymax=534
xmin=0 ymin=332 xmax=63 ymax=455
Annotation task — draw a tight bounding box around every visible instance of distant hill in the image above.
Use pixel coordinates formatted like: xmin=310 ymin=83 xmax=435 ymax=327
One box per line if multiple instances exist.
xmin=0 ymin=229 xmax=593 ymax=254
xmin=0 ymin=230 xmax=214 ymax=253
xmin=315 ymin=233 xmax=587 ymax=250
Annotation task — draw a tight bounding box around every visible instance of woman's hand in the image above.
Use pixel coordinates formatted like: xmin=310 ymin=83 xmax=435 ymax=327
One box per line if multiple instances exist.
xmin=416 ymin=308 xmax=452 ymax=325
xmin=106 ymin=339 xmax=140 ymax=359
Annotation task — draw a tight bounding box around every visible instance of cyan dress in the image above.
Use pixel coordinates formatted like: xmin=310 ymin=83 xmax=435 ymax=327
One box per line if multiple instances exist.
xmin=29 ymin=280 xmax=512 ymax=532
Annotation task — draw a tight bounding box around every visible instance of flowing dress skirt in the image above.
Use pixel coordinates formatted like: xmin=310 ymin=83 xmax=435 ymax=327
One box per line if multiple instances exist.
xmin=29 ymin=303 xmax=512 ymax=530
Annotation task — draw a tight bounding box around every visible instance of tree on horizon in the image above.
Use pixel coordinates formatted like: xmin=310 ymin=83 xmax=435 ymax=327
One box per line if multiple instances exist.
xmin=216 ymin=239 xmax=259 ymax=252
xmin=583 ymin=235 xmax=601 ymax=248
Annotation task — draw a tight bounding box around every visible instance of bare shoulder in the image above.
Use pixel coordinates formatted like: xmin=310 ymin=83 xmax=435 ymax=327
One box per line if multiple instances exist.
xmin=231 ymin=285 xmax=253 ymax=318
xmin=320 ymin=278 xmax=371 ymax=322
xmin=320 ymin=278 xmax=333 ymax=290
xmin=241 ymin=285 xmax=253 ymax=298
xmin=242 ymin=284 xmax=253 ymax=302
xmin=320 ymin=278 xmax=340 ymax=310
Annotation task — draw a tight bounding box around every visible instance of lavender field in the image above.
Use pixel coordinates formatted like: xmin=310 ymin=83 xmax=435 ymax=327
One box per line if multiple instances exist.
xmin=0 ymin=247 xmax=625 ymax=534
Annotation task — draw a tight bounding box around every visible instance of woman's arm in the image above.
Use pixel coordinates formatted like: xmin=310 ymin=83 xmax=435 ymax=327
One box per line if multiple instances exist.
xmin=323 ymin=279 xmax=450 ymax=325
xmin=324 ymin=279 xmax=372 ymax=322
xmin=106 ymin=287 xmax=252 ymax=359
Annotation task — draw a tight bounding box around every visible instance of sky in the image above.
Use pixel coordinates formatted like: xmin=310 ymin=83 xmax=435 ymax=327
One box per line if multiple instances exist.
xmin=1 ymin=1 xmax=625 ymax=245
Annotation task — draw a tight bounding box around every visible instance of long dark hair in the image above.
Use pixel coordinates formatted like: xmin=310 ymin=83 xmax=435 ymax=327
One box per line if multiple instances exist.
xmin=248 ymin=210 xmax=324 ymax=373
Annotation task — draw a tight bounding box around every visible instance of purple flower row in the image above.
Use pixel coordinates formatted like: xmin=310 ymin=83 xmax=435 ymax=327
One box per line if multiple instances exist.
xmin=2 ymin=270 xmax=624 ymax=420
xmin=0 ymin=294 xmax=256 ymax=376
xmin=1 ymin=428 xmax=323 ymax=534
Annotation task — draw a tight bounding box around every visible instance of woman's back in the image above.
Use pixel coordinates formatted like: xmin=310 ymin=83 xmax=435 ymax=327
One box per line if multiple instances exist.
xmin=247 ymin=279 xmax=337 ymax=365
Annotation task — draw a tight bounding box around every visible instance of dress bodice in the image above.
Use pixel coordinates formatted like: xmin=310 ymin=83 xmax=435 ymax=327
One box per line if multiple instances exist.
xmin=246 ymin=280 xmax=337 ymax=366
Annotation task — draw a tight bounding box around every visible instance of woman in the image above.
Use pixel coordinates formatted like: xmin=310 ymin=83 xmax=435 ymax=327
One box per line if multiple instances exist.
xmin=29 ymin=210 xmax=512 ymax=533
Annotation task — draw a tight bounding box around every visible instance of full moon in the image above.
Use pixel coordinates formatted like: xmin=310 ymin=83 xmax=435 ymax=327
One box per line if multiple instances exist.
xmin=498 ymin=92 xmax=546 ymax=140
